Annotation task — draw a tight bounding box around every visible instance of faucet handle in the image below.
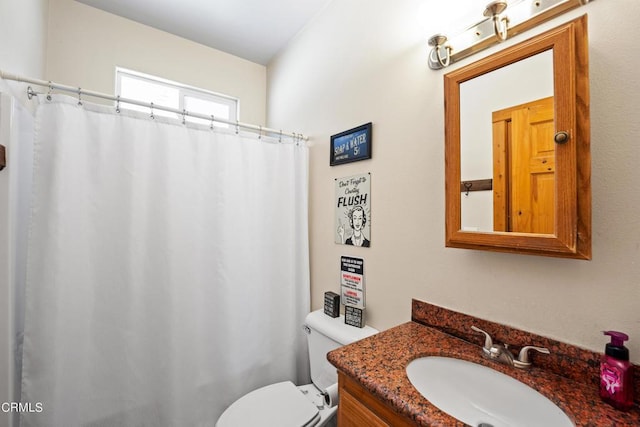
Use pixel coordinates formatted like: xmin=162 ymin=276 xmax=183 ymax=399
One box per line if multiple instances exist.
xmin=471 ymin=326 xmax=493 ymax=355
xmin=514 ymin=345 xmax=550 ymax=369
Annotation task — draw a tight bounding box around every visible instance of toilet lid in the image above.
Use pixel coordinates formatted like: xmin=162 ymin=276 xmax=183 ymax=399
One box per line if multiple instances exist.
xmin=216 ymin=381 xmax=320 ymax=427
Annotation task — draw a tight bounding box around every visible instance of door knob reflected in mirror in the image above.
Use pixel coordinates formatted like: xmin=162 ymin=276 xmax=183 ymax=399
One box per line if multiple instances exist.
xmin=554 ymin=131 xmax=570 ymax=144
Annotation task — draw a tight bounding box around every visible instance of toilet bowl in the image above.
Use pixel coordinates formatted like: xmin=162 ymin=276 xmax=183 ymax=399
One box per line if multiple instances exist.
xmin=215 ymin=309 xmax=378 ymax=427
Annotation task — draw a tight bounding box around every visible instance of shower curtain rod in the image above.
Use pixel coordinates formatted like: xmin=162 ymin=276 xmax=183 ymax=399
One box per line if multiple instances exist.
xmin=0 ymin=69 xmax=308 ymax=141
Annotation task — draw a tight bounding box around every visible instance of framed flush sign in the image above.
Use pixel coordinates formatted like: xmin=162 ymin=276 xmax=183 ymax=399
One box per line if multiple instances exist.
xmin=330 ymin=122 xmax=372 ymax=166
xmin=335 ymin=173 xmax=371 ymax=247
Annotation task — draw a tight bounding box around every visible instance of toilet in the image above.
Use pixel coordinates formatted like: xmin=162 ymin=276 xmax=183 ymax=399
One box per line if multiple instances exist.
xmin=216 ymin=309 xmax=378 ymax=427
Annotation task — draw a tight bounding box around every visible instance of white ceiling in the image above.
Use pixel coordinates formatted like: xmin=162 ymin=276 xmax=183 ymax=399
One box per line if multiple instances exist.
xmin=75 ymin=0 xmax=333 ymax=65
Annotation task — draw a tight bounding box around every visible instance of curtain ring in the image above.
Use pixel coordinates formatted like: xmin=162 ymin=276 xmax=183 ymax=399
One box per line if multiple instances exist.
xmin=279 ymin=130 xmax=282 ymax=143
xmin=116 ymin=95 xmax=121 ymax=113
xmin=182 ymin=109 xmax=187 ymax=125
xmin=77 ymin=87 xmax=83 ymax=106
xmin=47 ymin=82 xmax=53 ymax=101
xmin=258 ymin=125 xmax=262 ymax=139
xmin=210 ymin=115 xmax=215 ymax=130
xmin=235 ymin=121 xmax=239 ymax=134
xmin=150 ymin=102 xmax=155 ymax=120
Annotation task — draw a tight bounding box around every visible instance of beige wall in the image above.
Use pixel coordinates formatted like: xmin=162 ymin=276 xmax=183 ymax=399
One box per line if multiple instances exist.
xmin=46 ymin=0 xmax=267 ymax=125
xmin=0 ymin=0 xmax=48 ymax=101
xmin=267 ymin=0 xmax=640 ymax=362
xmin=0 ymin=0 xmax=48 ymax=77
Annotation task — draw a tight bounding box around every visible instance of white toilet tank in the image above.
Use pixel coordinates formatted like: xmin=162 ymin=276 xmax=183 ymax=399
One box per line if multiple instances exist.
xmin=304 ymin=310 xmax=378 ymax=391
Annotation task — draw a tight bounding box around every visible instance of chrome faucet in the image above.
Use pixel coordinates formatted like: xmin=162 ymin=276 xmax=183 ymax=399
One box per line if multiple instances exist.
xmin=514 ymin=345 xmax=551 ymax=369
xmin=471 ymin=326 xmax=549 ymax=369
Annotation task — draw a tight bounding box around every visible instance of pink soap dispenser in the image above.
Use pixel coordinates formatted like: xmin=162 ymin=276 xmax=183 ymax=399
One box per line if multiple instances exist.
xmin=600 ymin=331 xmax=634 ymax=411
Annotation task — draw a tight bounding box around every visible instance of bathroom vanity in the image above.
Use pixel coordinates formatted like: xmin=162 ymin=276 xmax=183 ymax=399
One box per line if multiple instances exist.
xmin=328 ymin=300 xmax=640 ymax=426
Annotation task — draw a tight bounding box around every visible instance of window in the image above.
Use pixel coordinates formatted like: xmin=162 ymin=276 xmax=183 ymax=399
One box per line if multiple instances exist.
xmin=115 ymin=67 xmax=238 ymax=127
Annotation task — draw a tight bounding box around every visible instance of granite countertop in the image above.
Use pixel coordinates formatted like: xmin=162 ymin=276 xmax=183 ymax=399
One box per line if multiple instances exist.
xmin=328 ymin=321 xmax=640 ymax=426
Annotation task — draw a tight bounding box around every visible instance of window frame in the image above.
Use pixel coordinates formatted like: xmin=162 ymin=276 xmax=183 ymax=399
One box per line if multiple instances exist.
xmin=115 ymin=67 xmax=239 ymax=124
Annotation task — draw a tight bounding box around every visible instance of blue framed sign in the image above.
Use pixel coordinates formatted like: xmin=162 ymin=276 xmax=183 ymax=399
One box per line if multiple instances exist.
xmin=330 ymin=122 xmax=372 ymax=166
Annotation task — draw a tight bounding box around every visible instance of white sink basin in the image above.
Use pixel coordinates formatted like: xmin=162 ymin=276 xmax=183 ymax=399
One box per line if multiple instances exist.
xmin=406 ymin=356 xmax=574 ymax=427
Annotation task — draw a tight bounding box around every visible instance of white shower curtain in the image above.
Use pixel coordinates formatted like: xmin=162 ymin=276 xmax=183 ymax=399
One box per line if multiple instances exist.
xmin=20 ymin=95 xmax=310 ymax=427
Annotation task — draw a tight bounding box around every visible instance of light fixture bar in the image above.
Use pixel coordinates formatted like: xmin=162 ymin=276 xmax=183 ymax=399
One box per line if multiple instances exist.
xmin=428 ymin=0 xmax=590 ymax=70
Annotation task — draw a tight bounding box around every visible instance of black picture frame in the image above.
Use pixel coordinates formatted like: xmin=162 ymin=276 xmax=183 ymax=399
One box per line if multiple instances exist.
xmin=344 ymin=306 xmax=364 ymax=328
xmin=330 ymin=122 xmax=372 ymax=166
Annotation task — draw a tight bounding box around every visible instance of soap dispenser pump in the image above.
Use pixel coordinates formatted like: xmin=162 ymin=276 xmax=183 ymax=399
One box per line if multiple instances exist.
xmin=600 ymin=331 xmax=634 ymax=411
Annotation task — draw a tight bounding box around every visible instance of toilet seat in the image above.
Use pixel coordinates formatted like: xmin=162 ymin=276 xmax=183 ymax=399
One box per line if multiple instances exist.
xmin=216 ymin=381 xmax=321 ymax=427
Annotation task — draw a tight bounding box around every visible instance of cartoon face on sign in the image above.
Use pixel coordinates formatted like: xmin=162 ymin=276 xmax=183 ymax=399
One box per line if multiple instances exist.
xmin=346 ymin=206 xmax=369 ymax=247
xmin=337 ymin=206 xmax=370 ymax=247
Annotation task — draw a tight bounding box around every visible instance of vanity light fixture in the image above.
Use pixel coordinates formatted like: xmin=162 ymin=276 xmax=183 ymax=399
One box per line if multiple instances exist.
xmin=427 ymin=0 xmax=590 ymax=70
xmin=428 ymin=34 xmax=451 ymax=68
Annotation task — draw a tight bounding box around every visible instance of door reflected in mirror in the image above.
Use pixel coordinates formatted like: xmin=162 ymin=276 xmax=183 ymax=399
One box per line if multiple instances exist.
xmin=444 ymin=15 xmax=591 ymax=259
xmin=460 ymin=50 xmax=554 ymax=234
xmin=493 ymin=96 xmax=555 ymax=233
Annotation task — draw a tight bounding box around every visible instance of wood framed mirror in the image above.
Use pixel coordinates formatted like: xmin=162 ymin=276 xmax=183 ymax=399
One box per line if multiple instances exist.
xmin=444 ymin=15 xmax=590 ymax=259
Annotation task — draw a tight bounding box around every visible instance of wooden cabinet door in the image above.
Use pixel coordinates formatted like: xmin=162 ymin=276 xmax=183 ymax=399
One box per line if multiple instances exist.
xmin=337 ymin=371 xmax=415 ymax=427
xmin=338 ymin=389 xmax=390 ymax=427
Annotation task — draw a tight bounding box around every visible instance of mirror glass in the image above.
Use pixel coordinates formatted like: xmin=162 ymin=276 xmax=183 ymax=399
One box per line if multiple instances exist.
xmin=444 ymin=16 xmax=591 ymax=259
xmin=460 ymin=50 xmax=554 ymax=233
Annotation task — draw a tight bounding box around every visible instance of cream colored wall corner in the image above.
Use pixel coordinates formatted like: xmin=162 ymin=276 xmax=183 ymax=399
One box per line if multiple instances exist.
xmin=45 ymin=0 xmax=267 ymax=126
xmin=267 ymin=0 xmax=640 ymax=362
xmin=0 ymin=1 xmax=48 ymax=425
xmin=0 ymin=0 xmax=48 ymax=105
